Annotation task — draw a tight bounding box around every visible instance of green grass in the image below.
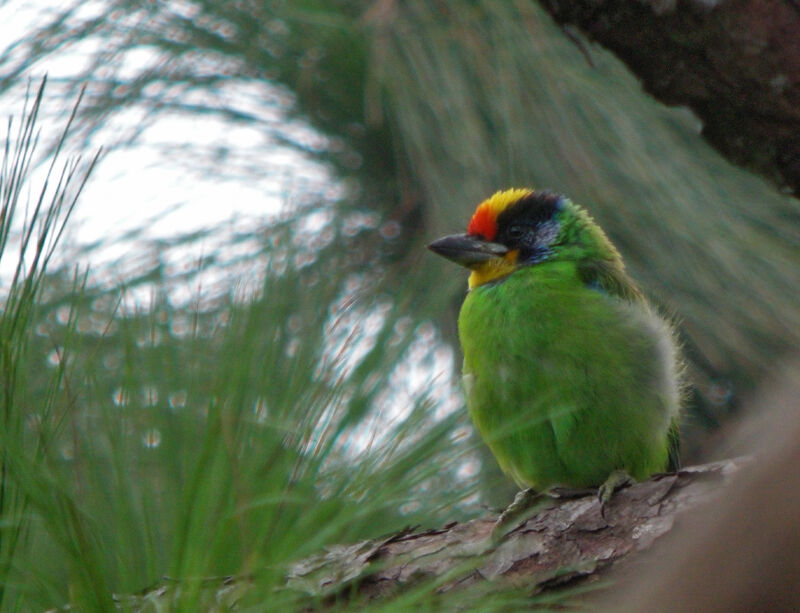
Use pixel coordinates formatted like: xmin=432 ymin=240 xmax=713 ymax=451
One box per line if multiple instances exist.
xmin=0 ymin=80 xmax=522 ymax=611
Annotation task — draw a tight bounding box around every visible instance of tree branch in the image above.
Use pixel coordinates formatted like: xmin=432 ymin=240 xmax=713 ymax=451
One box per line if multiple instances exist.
xmin=287 ymin=458 xmax=749 ymax=602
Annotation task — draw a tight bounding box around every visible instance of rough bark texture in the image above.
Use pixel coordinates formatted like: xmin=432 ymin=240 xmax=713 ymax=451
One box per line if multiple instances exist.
xmin=537 ymin=0 xmax=800 ymax=195
xmin=94 ymin=459 xmax=747 ymax=610
xmin=286 ymin=459 xmax=748 ymax=603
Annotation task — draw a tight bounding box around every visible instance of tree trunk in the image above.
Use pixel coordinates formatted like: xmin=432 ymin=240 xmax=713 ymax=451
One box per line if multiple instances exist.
xmin=536 ymin=0 xmax=800 ymax=196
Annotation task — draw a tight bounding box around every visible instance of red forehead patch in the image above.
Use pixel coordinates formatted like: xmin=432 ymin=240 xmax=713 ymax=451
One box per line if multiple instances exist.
xmin=467 ymin=203 xmax=497 ymax=240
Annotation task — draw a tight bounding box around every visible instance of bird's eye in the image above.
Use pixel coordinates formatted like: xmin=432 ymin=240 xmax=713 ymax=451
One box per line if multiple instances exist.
xmin=507 ymin=225 xmax=525 ymax=240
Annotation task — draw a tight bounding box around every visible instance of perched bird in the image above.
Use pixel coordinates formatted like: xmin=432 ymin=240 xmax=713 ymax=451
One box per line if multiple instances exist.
xmin=429 ymin=188 xmax=681 ymax=502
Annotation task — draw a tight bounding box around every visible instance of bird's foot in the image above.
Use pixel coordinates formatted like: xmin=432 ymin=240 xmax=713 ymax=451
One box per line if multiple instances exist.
xmin=491 ymin=488 xmax=548 ymax=542
xmin=598 ymin=469 xmax=634 ymax=517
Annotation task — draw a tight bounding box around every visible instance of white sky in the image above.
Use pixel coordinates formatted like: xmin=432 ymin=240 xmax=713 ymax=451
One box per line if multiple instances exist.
xmin=0 ymin=0 xmax=463 ymax=463
xmin=0 ymin=0 xmax=335 ymax=300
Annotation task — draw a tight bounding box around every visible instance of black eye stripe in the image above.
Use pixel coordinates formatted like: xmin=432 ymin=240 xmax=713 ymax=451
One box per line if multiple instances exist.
xmin=496 ymin=191 xmax=563 ymax=231
xmin=494 ymin=192 xmax=564 ymax=264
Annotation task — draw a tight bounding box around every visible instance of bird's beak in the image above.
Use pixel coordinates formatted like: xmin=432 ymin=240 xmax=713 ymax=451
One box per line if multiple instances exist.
xmin=427 ymin=233 xmax=508 ymax=269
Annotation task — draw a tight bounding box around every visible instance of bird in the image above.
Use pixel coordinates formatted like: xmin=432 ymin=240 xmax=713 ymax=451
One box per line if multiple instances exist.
xmin=428 ymin=188 xmax=681 ymax=509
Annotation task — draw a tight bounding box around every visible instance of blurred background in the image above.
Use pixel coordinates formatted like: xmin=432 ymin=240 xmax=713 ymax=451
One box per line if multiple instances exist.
xmin=0 ymin=0 xmax=797 ymax=609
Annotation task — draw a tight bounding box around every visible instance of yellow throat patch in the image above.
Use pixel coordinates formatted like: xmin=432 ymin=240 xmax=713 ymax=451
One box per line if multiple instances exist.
xmin=468 ymin=250 xmax=520 ymax=289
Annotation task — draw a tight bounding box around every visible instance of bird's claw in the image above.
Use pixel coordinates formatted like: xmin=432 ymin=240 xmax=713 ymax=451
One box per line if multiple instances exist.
xmin=490 ymin=488 xmax=543 ymax=542
xmin=598 ymin=469 xmax=634 ymax=518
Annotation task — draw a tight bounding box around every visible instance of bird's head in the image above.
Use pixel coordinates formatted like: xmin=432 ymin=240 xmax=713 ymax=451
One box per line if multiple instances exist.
xmin=428 ymin=188 xmax=620 ymax=289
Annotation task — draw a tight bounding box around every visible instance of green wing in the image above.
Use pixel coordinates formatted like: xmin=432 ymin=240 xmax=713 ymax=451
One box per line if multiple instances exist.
xmin=580 ymin=257 xmax=683 ymax=473
xmin=577 ymin=259 xmax=644 ymax=303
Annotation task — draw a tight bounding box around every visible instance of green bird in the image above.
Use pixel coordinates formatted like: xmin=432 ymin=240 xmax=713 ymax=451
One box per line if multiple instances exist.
xmin=429 ymin=188 xmax=681 ymax=504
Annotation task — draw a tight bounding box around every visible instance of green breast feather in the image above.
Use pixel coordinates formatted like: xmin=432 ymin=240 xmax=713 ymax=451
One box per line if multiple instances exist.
xmin=459 ymin=261 xmax=680 ymax=489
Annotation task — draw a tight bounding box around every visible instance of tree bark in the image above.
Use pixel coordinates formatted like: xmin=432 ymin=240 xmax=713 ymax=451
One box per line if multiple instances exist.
xmin=286 ymin=458 xmax=749 ymax=603
xmin=536 ymin=0 xmax=800 ymax=196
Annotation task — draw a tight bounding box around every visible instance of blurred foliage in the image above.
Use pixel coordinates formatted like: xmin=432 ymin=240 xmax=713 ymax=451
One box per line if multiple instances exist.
xmin=25 ymin=243 xmax=478 ymax=608
xmin=3 ymin=0 xmax=797 ymax=428
xmin=1 ymin=84 xmax=488 ymax=609
xmin=1 ymin=0 xmax=799 ymax=607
